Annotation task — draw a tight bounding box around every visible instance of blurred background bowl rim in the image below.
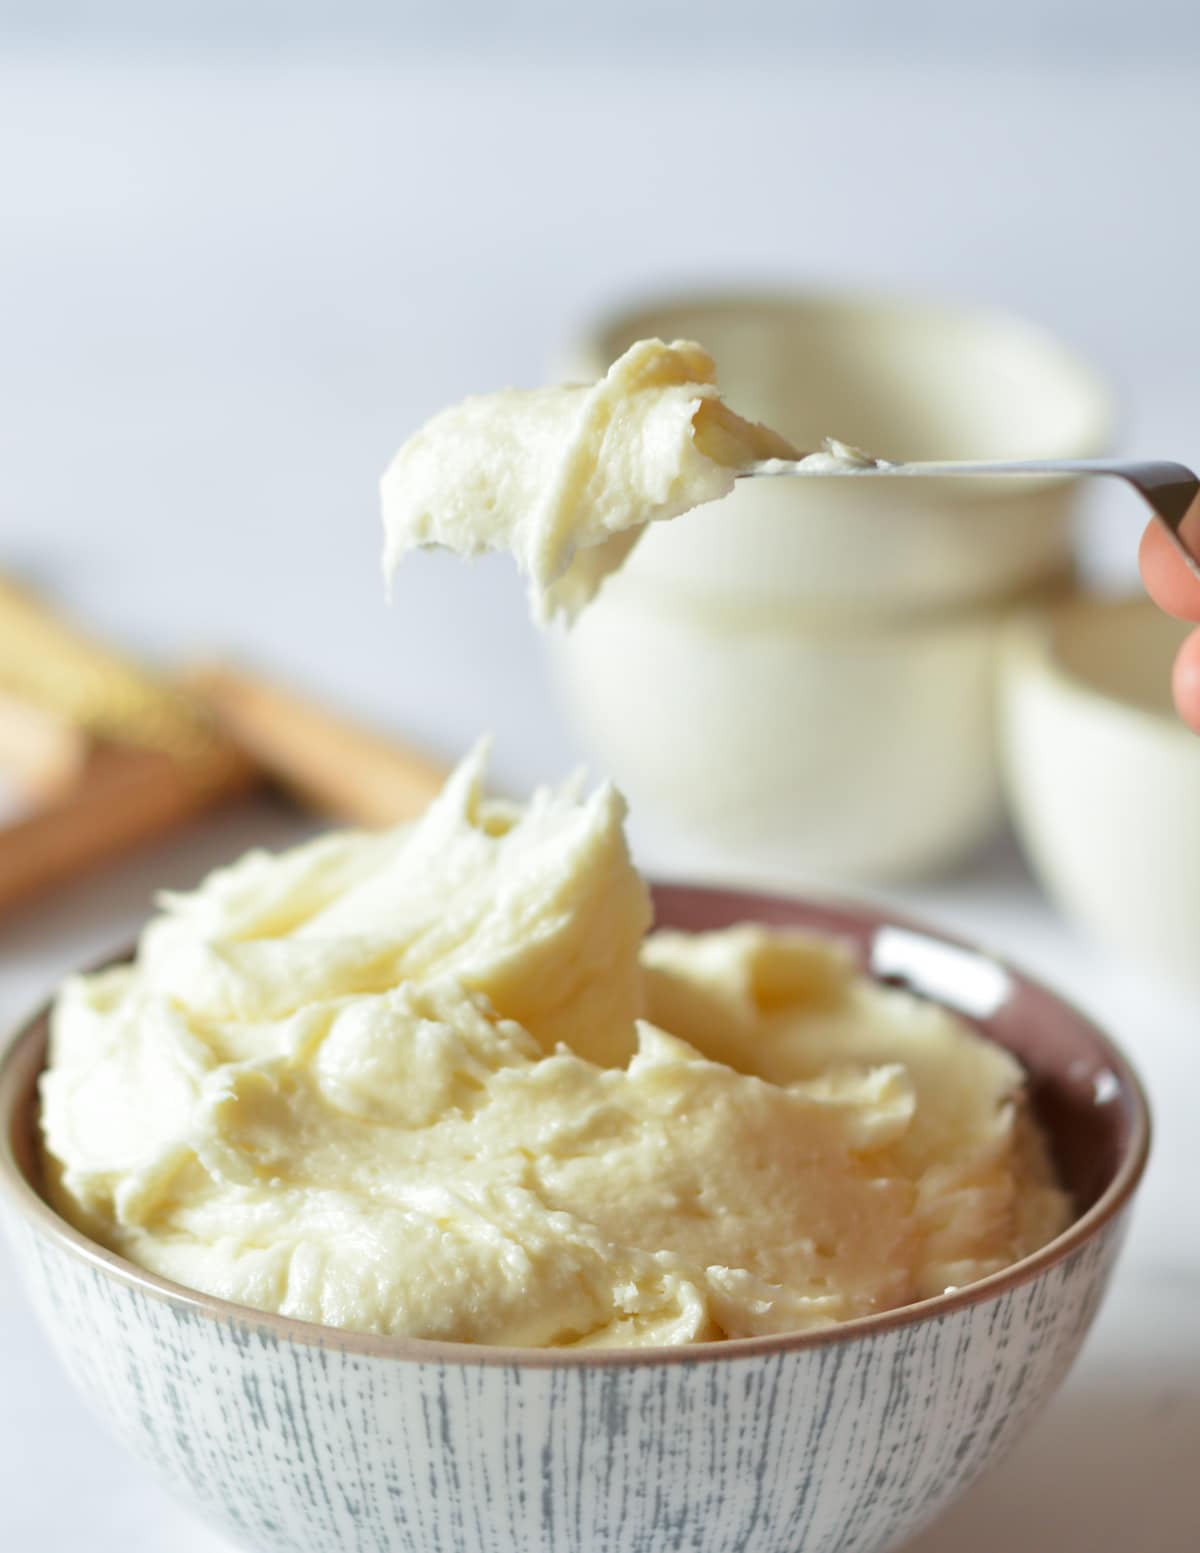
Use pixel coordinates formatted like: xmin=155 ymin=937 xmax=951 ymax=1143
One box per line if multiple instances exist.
xmin=573 ymin=283 xmax=1117 ymax=484
xmin=0 ymin=884 xmax=1149 ymax=1371
xmin=1006 ymin=592 xmax=1200 ymax=746
xmin=570 ymin=564 xmax=1078 ymax=635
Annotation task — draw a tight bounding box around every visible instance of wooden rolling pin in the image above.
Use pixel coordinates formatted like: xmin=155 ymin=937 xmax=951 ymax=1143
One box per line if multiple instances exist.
xmin=0 ymin=577 xmax=451 ymax=916
xmin=0 ymin=690 xmax=87 ymax=803
xmin=184 ymin=664 xmax=449 ymax=827
xmin=0 ymin=661 xmax=449 ymax=919
xmin=0 ymin=577 xmax=258 ymax=918
xmin=0 ymin=741 xmax=256 ymax=918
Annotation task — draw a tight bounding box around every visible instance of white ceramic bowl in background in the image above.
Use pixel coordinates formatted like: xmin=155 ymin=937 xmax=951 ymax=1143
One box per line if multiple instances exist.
xmin=1003 ymin=595 xmax=1200 ymax=991
xmin=1 ymin=888 xmax=1149 ymax=1553
xmin=563 ymin=291 xmax=1114 ymax=614
xmin=554 ymin=291 xmax=1112 ymax=881
xmin=553 ymin=576 xmax=1068 ymax=883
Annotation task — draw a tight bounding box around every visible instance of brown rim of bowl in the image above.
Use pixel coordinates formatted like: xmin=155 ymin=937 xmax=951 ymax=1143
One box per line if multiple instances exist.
xmin=0 ymin=884 xmax=1150 ymax=1371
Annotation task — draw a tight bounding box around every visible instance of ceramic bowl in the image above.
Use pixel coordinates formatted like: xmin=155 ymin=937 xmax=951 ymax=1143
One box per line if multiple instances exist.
xmin=555 ymin=290 xmax=1111 ymax=879
xmin=0 ymin=887 xmax=1148 ymax=1553
xmin=563 ymin=290 xmax=1114 ymax=613
xmin=1003 ymin=594 xmax=1200 ymax=990
xmin=551 ymin=577 xmax=1064 ymax=882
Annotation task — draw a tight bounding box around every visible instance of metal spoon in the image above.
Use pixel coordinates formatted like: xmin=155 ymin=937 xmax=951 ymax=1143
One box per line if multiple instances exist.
xmin=741 ymin=456 xmax=1200 ymax=579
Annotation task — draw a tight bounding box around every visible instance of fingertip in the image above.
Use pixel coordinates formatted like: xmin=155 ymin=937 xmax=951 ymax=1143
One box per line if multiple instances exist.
xmin=1139 ymin=516 xmax=1200 ymax=623
xmin=1172 ymin=631 xmax=1200 ymax=733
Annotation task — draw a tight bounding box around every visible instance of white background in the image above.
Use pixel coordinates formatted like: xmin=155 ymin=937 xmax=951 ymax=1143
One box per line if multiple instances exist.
xmin=1 ymin=24 xmax=1198 ymax=1553
xmin=5 ymin=0 xmax=1200 ymax=57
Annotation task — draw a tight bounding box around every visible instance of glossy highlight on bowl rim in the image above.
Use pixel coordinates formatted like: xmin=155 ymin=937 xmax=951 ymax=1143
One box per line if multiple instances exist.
xmin=0 ymin=885 xmax=1151 ymax=1370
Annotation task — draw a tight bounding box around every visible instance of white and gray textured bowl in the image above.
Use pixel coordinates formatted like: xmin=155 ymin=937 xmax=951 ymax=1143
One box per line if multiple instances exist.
xmin=0 ymin=886 xmax=1150 ymax=1553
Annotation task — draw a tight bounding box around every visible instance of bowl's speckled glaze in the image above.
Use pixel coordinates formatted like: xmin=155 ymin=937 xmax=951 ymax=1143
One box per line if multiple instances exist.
xmin=0 ymin=886 xmax=1149 ymax=1553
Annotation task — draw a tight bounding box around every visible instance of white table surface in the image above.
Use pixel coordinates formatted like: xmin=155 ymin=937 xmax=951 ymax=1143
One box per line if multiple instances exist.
xmin=1 ymin=44 xmax=1198 ymax=1553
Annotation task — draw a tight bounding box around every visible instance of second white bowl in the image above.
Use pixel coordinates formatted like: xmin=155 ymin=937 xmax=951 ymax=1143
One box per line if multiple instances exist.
xmin=552 ymin=574 xmax=1037 ymax=882
xmin=1003 ymin=595 xmax=1200 ymax=989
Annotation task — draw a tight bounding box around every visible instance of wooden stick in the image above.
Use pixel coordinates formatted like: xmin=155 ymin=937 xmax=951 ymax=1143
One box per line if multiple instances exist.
xmin=184 ymin=663 xmax=448 ymax=827
xmin=0 ymin=573 xmax=230 ymax=764
xmin=0 ymin=691 xmax=88 ymax=803
xmin=0 ymin=741 xmax=257 ymax=918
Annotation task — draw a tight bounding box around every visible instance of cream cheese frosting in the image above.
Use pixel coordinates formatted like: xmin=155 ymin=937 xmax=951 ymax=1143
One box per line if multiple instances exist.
xmin=756 ymin=436 xmax=890 ymax=475
xmin=380 ymin=338 xmax=801 ymax=621
xmin=41 ymin=746 xmax=1070 ymax=1348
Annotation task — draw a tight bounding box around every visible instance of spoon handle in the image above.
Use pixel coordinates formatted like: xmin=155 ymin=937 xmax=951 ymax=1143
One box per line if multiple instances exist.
xmin=745 ymin=456 xmax=1200 ymax=578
